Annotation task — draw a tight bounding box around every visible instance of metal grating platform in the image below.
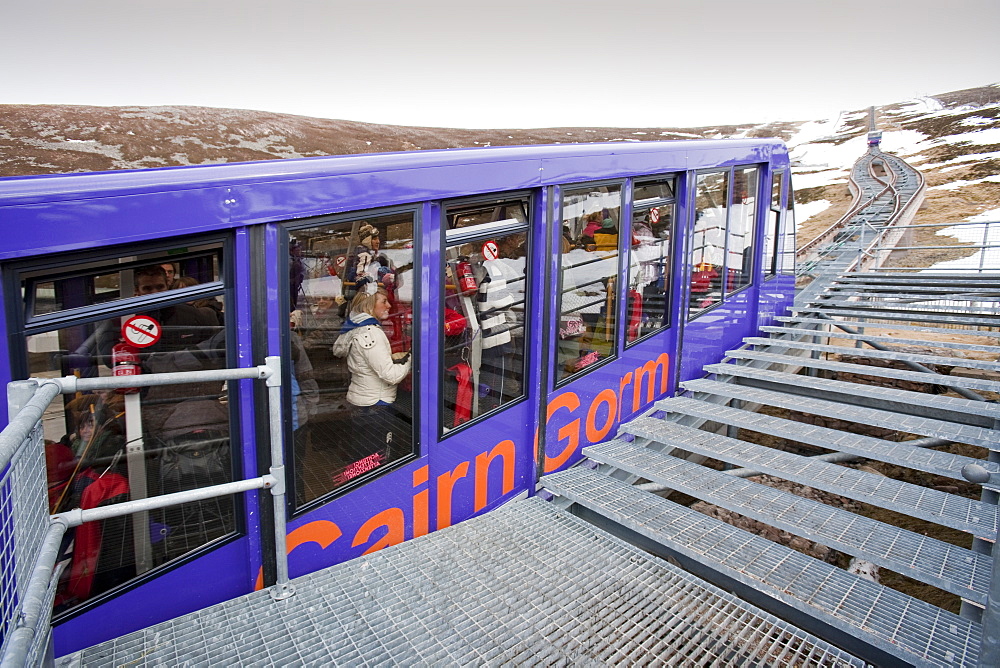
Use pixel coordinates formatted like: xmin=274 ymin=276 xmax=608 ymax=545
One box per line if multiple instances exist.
xmin=622 ymin=415 xmax=998 ymax=539
xmin=61 ymin=498 xmax=865 ymax=667
xmin=584 ymin=439 xmax=991 ymax=604
xmin=543 ymin=466 xmax=981 ymax=667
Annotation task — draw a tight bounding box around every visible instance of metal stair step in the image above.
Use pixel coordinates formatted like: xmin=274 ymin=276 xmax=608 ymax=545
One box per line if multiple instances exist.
xmin=541 ymin=466 xmax=980 ymax=668
xmin=761 ymin=325 xmax=1000 ymax=355
xmin=826 ymin=286 xmax=1000 ymax=299
xmin=72 ymin=497 xmax=871 ymax=667
xmin=802 ymin=299 xmax=1000 ymax=316
xmin=833 ymin=273 xmax=1000 ymax=285
xmin=583 ymin=439 xmax=991 ymax=605
xmin=728 ymin=349 xmax=1000 ymax=394
xmin=660 ymin=392 xmax=999 ymax=475
xmin=775 ymin=315 xmax=1000 ymax=339
xmin=792 ymin=305 xmax=1000 ymax=328
xmin=702 ymin=362 xmax=1000 ymax=425
xmin=742 ymin=337 xmax=1000 ymax=373
xmin=680 ymin=378 xmax=1000 ymax=453
xmin=620 ymin=415 xmax=998 ymax=539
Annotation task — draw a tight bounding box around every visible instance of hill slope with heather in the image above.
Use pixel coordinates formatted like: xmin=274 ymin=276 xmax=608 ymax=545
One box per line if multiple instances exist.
xmin=2 ymin=83 xmax=998 ymax=248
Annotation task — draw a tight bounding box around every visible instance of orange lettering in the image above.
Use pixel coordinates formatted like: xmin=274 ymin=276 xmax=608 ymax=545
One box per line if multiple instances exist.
xmin=436 ymin=461 xmax=470 ymax=530
xmin=352 ymin=507 xmax=405 ymax=555
xmin=586 ymin=388 xmax=618 ymax=443
xmin=254 ymin=519 xmax=342 ymax=590
xmin=632 ymin=353 xmax=670 ymax=412
xmin=413 ymin=465 xmax=429 ymax=538
xmin=544 ymin=392 xmax=581 ymax=473
xmin=618 ymin=371 xmax=633 ymax=423
xmin=474 ymin=440 xmax=516 ymax=512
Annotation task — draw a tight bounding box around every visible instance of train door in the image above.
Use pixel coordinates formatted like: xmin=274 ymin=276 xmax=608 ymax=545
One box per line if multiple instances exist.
xmin=428 ymin=193 xmax=539 ymax=527
xmin=277 ymin=195 xmax=539 ymax=571
xmin=757 ymin=169 xmax=792 ymax=325
xmin=542 ymin=177 xmax=679 ymax=475
xmin=678 ymin=165 xmax=762 ymax=382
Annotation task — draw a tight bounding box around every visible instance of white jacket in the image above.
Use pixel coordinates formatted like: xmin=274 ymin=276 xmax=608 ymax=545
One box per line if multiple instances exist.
xmin=332 ymin=313 xmax=411 ymax=406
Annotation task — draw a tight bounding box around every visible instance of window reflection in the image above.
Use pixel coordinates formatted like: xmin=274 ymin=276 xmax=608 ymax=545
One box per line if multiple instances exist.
xmin=689 ymin=172 xmax=728 ymax=317
xmin=289 ymin=212 xmax=415 ymax=505
xmin=628 ymin=178 xmax=674 ymax=343
xmin=781 ymin=178 xmax=797 ymax=275
xmin=442 ymin=197 xmax=528 ymax=432
xmin=764 ymin=172 xmax=782 ymax=278
xmin=25 ymin=250 xmax=231 ymax=612
xmin=725 ymin=167 xmax=758 ymax=294
xmin=557 ymin=184 xmax=622 ymax=381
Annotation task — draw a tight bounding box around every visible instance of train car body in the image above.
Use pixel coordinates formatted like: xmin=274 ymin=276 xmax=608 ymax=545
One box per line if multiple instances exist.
xmin=0 ymin=140 xmax=795 ymax=655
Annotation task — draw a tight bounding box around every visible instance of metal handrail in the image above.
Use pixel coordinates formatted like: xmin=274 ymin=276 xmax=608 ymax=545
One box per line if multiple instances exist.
xmin=0 ymin=357 xmax=291 ymax=668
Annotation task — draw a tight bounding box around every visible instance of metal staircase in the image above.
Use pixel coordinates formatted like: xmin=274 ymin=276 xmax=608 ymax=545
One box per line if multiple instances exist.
xmin=539 ymin=269 xmax=1000 ymax=667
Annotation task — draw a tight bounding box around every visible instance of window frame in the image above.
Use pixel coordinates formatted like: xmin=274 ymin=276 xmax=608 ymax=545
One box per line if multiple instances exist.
xmin=723 ymin=165 xmax=761 ymax=297
xmin=4 ymin=233 xmax=241 ymax=622
xmin=625 ymin=174 xmax=678 ymax=349
xmin=281 ymin=205 xmax=421 ymax=513
xmin=438 ymin=191 xmax=532 ymax=439
xmin=553 ymin=179 xmax=625 ymax=388
xmin=762 ymin=169 xmax=784 ymax=281
xmin=686 ymin=164 xmax=764 ymax=320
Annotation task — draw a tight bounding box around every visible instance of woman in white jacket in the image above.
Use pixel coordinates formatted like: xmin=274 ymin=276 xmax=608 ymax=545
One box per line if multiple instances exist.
xmin=332 ymin=288 xmax=412 ymax=463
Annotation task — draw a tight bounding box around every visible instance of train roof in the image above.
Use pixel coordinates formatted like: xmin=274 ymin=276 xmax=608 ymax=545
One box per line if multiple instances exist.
xmin=0 ymin=139 xmax=789 ymax=202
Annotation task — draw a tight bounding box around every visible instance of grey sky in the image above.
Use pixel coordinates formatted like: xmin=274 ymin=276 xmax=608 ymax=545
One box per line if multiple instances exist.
xmin=3 ymin=0 xmax=997 ymax=129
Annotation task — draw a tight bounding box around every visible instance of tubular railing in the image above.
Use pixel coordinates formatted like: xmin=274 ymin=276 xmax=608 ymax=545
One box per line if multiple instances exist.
xmin=0 ymin=357 xmax=291 ymax=667
xmin=866 ymin=220 xmax=1000 ymax=273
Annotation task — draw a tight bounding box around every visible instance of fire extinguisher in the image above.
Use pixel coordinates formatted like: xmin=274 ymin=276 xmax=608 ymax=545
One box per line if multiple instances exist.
xmin=455 ymin=258 xmax=477 ymax=295
xmin=111 ymin=342 xmax=141 ymax=395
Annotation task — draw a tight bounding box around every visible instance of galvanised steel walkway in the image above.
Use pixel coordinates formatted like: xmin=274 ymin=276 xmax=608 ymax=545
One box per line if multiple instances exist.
xmin=64 ymin=149 xmax=1000 ymax=667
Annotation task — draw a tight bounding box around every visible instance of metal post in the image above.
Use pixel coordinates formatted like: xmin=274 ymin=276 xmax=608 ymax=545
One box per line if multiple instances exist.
xmin=123 ymin=392 xmax=152 ymax=574
xmin=980 ymin=223 xmax=989 ymax=273
xmin=264 ymin=356 xmax=294 ymax=600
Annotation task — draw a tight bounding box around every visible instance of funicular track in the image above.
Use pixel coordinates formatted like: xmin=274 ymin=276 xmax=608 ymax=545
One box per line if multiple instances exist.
xmin=70 ymin=149 xmax=998 ymax=667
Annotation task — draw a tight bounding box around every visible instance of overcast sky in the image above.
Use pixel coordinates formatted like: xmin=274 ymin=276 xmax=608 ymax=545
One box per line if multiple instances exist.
xmin=3 ymin=0 xmax=998 ymax=129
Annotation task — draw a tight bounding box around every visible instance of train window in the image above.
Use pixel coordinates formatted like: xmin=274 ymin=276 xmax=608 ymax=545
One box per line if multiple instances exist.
xmin=763 ymin=171 xmax=782 ymax=279
xmin=22 ymin=246 xmax=231 ymax=612
xmin=287 ymin=212 xmax=415 ymax=505
xmin=780 ymin=177 xmax=796 ymax=275
xmin=24 ymin=251 xmax=222 ymax=320
xmin=725 ymin=166 xmax=758 ymax=295
xmin=627 ymin=177 xmax=674 ymax=344
xmin=441 ymin=197 xmax=528 ymax=433
xmin=688 ymin=172 xmax=728 ymax=317
xmin=556 ymin=183 xmax=622 ymax=382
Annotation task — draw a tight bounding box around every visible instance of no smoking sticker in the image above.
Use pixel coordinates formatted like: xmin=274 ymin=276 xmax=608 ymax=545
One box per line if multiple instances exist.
xmin=122 ymin=315 xmax=162 ymax=348
xmin=649 ymin=207 xmax=660 ymax=224
xmin=482 ymin=241 xmax=499 ymax=261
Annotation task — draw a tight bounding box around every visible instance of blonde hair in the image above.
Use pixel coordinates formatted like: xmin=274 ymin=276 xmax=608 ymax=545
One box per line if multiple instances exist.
xmin=350 ymin=287 xmax=388 ymax=317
